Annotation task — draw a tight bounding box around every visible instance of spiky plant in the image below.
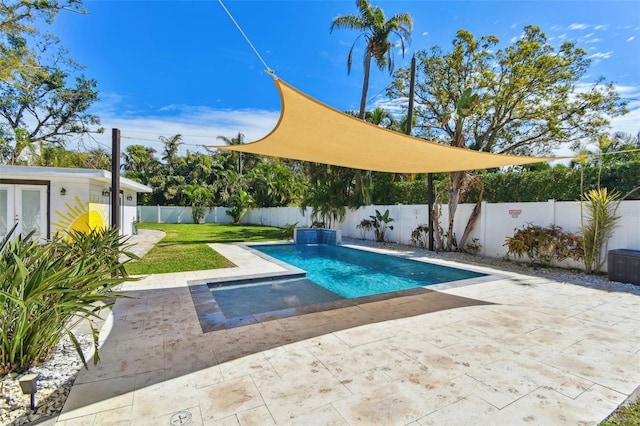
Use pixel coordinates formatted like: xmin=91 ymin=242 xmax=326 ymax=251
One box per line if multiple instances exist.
xmin=0 ymin=227 xmax=136 ymax=374
xmin=581 ymin=188 xmax=620 ymax=274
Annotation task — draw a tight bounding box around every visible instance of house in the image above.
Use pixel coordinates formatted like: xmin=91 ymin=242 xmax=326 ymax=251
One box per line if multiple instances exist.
xmin=0 ymin=165 xmax=152 ymax=241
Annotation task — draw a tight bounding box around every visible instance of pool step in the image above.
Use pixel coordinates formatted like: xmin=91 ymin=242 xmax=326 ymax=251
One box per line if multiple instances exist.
xmin=208 ymin=270 xmax=307 ymax=289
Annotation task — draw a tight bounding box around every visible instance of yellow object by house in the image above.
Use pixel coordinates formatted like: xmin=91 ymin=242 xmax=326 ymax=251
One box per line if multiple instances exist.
xmin=52 ymin=196 xmax=108 ymax=237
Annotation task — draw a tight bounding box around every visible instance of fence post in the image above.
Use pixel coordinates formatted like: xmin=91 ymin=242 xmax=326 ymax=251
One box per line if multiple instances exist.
xmin=481 ymin=201 xmax=487 ymax=256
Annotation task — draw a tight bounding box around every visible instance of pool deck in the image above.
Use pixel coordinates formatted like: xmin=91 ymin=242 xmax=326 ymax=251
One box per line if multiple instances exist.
xmin=55 ymin=230 xmax=640 ymax=425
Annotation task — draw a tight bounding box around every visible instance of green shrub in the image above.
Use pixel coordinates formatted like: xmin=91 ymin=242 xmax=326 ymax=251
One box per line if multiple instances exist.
xmin=356 ymin=219 xmax=373 ymax=239
xmin=504 ymin=223 xmax=582 ymax=267
xmin=0 ymin=227 xmax=136 ymax=374
xmin=388 ymin=162 xmax=640 ymax=204
xmin=226 ymin=189 xmax=253 ymax=224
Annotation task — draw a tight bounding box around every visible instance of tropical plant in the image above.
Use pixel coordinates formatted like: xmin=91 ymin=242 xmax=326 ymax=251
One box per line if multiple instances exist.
xmin=331 ymin=0 xmax=412 ymax=119
xmin=581 ymin=188 xmax=621 ymax=274
xmin=465 ymin=238 xmax=483 ymax=254
xmin=369 ymin=209 xmax=394 ymax=242
xmin=0 ymin=226 xmax=135 ymax=374
xmin=410 ymin=224 xmax=430 ymax=248
xmin=300 ymin=165 xmax=350 ymax=228
xmin=217 ymin=132 xmax=251 ymax=174
xmin=504 ymin=223 xmax=582 ymax=267
xmin=283 ymin=222 xmax=298 ymax=240
xmin=356 ymin=218 xmax=373 ymax=239
xmin=579 ymin=131 xmax=640 ymax=166
xmin=247 ymin=160 xmax=307 ymax=207
xmin=226 ymin=189 xmax=254 ymax=224
xmin=181 ymin=183 xmax=213 ymax=223
xmin=122 ymin=144 xmax=160 ymax=183
xmin=160 ymin=134 xmax=183 ymax=174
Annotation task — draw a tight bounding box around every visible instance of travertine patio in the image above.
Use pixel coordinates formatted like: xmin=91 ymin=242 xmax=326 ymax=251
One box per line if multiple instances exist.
xmin=54 ymin=234 xmax=640 ymax=425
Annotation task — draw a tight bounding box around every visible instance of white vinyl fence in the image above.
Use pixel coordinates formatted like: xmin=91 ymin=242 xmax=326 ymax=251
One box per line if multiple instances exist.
xmin=138 ymin=200 xmax=640 ymax=272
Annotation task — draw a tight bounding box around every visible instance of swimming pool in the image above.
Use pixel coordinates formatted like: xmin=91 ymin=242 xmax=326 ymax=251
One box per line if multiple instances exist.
xmin=199 ymin=243 xmax=489 ymax=328
xmin=253 ymin=244 xmax=485 ymax=298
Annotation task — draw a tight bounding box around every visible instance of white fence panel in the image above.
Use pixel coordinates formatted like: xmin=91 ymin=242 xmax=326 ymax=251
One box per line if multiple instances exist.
xmin=137 ymin=200 xmax=640 ymax=271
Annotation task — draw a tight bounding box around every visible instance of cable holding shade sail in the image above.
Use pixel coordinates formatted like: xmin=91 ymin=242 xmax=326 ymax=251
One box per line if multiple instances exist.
xmin=218 ymin=78 xmax=561 ymax=173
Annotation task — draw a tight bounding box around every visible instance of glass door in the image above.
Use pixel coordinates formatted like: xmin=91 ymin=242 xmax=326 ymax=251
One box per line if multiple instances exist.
xmin=0 ymin=184 xmax=47 ymax=241
xmin=17 ymin=187 xmax=46 ymax=238
xmin=0 ymin=186 xmax=12 ymax=239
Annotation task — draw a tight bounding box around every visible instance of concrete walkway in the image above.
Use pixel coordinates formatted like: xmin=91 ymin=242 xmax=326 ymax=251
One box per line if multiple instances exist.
xmin=55 ymin=231 xmax=639 ymax=425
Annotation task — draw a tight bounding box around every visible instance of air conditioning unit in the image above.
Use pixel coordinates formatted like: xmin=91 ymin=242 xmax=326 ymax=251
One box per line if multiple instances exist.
xmin=608 ymin=249 xmax=640 ymax=285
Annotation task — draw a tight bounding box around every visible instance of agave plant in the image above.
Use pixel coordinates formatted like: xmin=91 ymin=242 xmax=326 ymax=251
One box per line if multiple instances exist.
xmin=0 ymin=226 xmax=136 ymax=374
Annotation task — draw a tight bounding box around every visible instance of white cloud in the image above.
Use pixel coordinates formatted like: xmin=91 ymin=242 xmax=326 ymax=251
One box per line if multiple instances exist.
xmin=558 ymin=33 xmax=567 ymax=40
xmin=583 ymin=37 xmax=601 ymax=44
xmin=81 ymin=106 xmax=280 ymax=156
xmin=583 ymin=33 xmax=595 ymax=39
xmin=568 ymin=23 xmax=589 ymax=30
xmin=610 ymin=100 xmax=640 ymax=134
xmin=594 ymin=25 xmax=609 ymax=31
xmin=589 ymin=51 xmax=613 ymax=60
xmin=628 ymin=36 xmax=636 ymax=42
xmin=550 ymin=25 xmax=564 ymax=32
xmin=422 ymin=31 xmax=428 ymax=36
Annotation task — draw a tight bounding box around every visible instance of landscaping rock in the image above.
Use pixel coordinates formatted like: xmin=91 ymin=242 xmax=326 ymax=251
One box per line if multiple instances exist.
xmin=0 ymin=334 xmax=92 ymax=425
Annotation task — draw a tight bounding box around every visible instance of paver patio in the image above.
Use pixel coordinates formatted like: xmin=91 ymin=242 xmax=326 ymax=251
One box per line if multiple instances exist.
xmin=54 ymin=234 xmax=640 ymax=425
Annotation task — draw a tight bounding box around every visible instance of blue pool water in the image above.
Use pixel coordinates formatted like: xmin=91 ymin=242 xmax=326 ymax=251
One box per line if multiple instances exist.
xmin=253 ymin=244 xmax=485 ymax=298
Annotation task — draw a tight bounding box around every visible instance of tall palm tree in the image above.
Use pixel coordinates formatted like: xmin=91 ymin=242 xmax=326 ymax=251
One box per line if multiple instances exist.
xmin=159 ymin=134 xmax=183 ymax=174
xmin=217 ymin=132 xmax=245 ymax=174
xmin=331 ymin=0 xmax=413 ymax=119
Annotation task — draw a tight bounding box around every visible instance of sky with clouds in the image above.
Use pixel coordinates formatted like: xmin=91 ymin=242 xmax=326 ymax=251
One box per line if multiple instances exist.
xmin=52 ymin=0 xmax=640 ymax=157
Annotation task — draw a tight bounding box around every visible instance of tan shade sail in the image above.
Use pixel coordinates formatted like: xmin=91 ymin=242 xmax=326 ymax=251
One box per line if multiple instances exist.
xmin=220 ymin=78 xmax=558 ymax=173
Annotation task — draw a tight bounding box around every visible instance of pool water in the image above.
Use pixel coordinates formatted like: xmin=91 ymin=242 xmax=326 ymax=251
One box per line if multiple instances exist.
xmin=253 ymin=244 xmax=485 ymax=298
xmin=211 ymin=277 xmax=343 ymax=318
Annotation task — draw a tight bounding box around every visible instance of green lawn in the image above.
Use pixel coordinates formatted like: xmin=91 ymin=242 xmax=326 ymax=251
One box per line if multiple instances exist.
xmin=125 ymin=223 xmax=290 ymax=275
xmin=600 ymin=399 xmax=640 ymax=426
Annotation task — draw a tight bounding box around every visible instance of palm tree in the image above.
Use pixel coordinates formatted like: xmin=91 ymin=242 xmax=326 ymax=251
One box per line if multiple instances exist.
xmin=364 ymin=107 xmax=395 ymax=127
xmin=181 ymin=183 xmax=213 ymax=223
xmin=331 ymin=0 xmax=412 ymax=119
xmin=159 ymin=134 xmax=183 ymax=174
xmin=217 ymin=132 xmax=245 ymax=174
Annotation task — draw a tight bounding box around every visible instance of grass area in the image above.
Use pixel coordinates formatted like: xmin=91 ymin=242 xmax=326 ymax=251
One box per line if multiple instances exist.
xmin=126 ymin=223 xmax=290 ymax=275
xmin=601 ymin=397 xmax=640 ymax=425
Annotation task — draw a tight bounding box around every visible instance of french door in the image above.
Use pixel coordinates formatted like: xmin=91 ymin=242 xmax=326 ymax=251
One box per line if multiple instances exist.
xmin=0 ymin=184 xmax=47 ymax=241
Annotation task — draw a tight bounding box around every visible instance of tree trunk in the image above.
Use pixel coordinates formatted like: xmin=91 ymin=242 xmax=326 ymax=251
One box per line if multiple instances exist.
xmin=445 ymin=120 xmax=467 ymax=250
xmin=445 ymin=171 xmax=463 ymax=250
xmin=359 ymin=48 xmax=372 ymax=119
xmin=432 ymin=191 xmax=444 ymax=251
xmin=458 ymin=179 xmax=484 ymax=251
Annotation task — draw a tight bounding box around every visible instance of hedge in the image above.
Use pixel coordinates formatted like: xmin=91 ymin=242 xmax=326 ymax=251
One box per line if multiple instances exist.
xmin=384 ymin=161 xmax=640 ymax=204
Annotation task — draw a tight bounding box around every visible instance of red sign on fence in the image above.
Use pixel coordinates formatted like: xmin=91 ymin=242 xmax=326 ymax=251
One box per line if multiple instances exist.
xmin=508 ymin=209 xmax=522 ymax=218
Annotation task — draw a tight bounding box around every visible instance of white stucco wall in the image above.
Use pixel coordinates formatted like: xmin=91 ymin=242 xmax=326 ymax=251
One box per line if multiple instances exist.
xmin=1 ymin=165 xmax=151 ymax=239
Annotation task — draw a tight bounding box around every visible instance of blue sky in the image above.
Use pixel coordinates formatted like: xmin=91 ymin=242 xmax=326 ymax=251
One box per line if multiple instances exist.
xmin=52 ymin=0 xmax=640 ymax=156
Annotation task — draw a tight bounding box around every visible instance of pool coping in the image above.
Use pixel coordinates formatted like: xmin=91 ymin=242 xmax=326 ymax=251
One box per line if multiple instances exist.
xmin=189 ymin=242 xmax=509 ymax=332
